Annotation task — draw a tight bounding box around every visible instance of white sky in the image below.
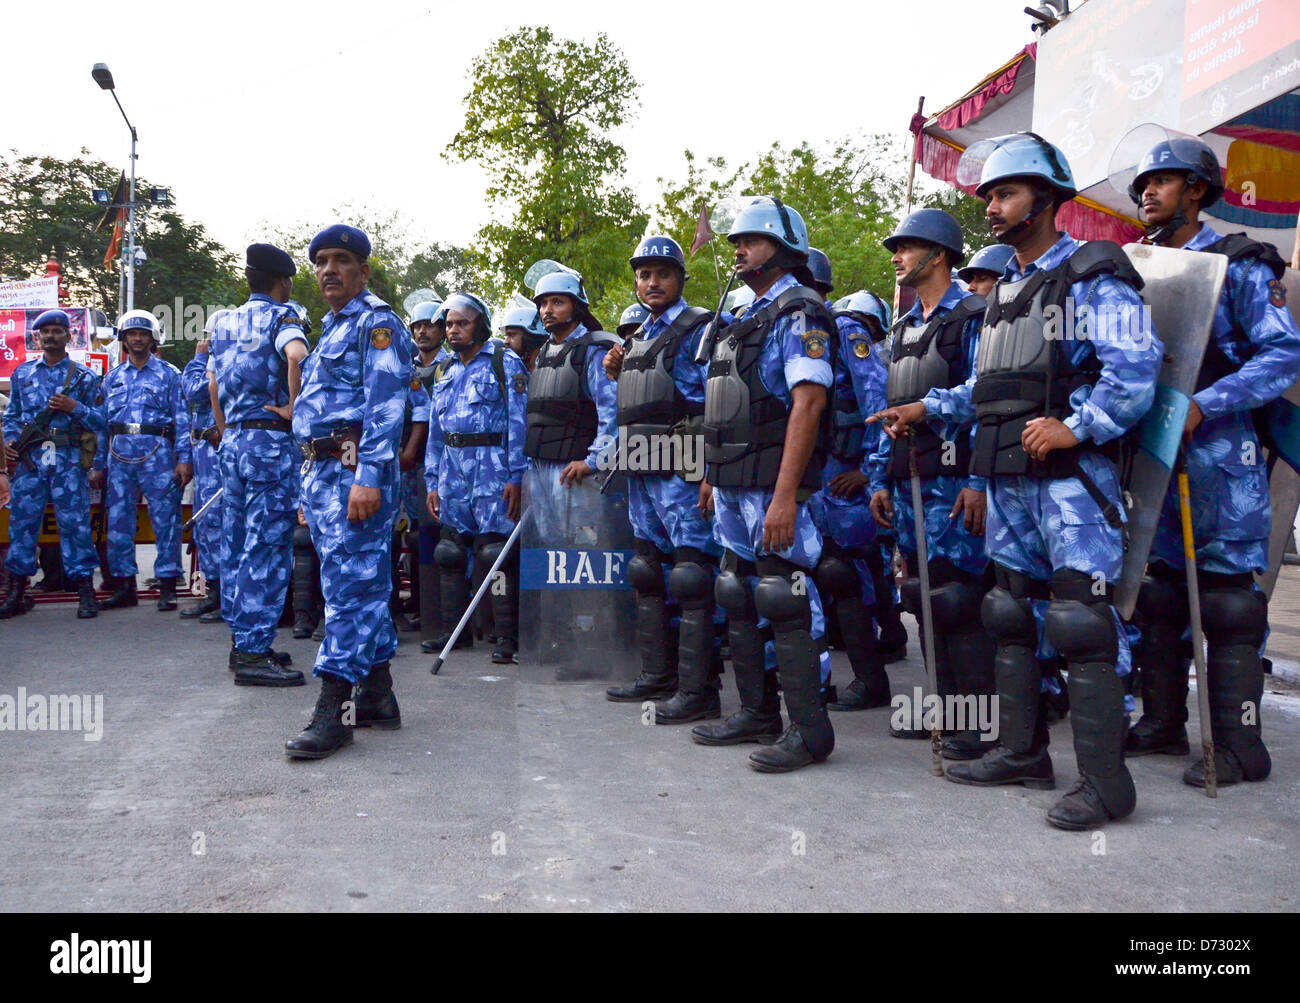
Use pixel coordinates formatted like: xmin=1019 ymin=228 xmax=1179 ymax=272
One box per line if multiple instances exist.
xmin=10 ymin=0 xmax=1038 ymax=254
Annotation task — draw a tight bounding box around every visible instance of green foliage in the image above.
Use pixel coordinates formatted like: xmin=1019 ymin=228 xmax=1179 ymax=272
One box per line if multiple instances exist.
xmin=446 ymin=25 xmax=647 ymax=326
xmin=918 ymin=185 xmax=995 ymax=262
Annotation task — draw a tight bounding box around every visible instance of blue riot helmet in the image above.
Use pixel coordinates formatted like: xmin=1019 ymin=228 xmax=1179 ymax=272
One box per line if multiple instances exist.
xmin=957 ymin=132 xmax=1075 ymax=245
xmin=883 ymin=209 xmax=965 ymax=263
xmin=502 ymin=304 xmax=548 ymax=352
xmin=844 ymin=290 xmax=892 ymax=343
xmin=1129 ymin=138 xmax=1223 ymax=207
xmin=617 ymin=302 xmax=650 ymax=337
xmin=409 ymin=298 xmax=444 ymax=326
xmin=532 ymin=267 xmax=589 ymax=307
xmin=726 ymin=284 xmax=756 ymax=319
xmin=629 ymin=235 xmax=687 ymax=276
xmin=727 ymin=195 xmax=811 ymax=282
xmin=807 ymin=247 xmax=834 ymax=294
xmin=443 ymin=292 xmax=494 ymax=344
xmin=116 ymin=309 xmax=160 ymax=344
xmin=957 ymin=244 xmax=1016 ymax=283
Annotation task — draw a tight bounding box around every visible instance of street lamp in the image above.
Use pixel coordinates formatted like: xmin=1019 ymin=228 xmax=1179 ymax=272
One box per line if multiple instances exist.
xmin=92 ymin=61 xmax=138 ymax=312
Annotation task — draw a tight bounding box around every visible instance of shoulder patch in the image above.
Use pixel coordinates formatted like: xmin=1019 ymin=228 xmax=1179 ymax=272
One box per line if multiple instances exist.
xmin=802 ymin=327 xmax=829 ymax=360
xmin=852 ymin=339 xmax=870 ymax=358
xmin=1268 ymin=279 xmax=1287 ymax=308
xmin=513 ymin=372 xmax=528 ymax=394
xmin=371 ymin=327 xmax=392 ymax=349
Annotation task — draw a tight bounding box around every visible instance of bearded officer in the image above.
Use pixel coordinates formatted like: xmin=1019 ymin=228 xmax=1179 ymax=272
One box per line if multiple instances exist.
xmin=97 ymin=311 xmax=191 ymax=612
xmin=1121 ymin=134 xmax=1300 ymax=788
xmin=286 ymin=224 xmax=413 ymax=758
xmin=798 ymin=249 xmax=895 ymax=714
xmin=696 ymin=196 xmax=835 ymax=772
xmin=178 ymin=309 xmax=229 ymax=621
xmin=866 ymin=211 xmax=996 ymax=757
xmin=425 ymin=293 xmax=528 ymax=663
xmin=208 ymin=245 xmax=308 ymax=684
xmin=602 ymin=235 xmax=724 ymax=721
xmin=0 ymin=309 xmax=105 ymax=619
xmin=878 ymin=134 xmax=1162 ymax=829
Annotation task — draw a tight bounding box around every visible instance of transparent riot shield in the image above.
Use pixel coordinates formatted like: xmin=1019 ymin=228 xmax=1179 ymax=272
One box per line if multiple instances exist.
xmin=1257 ymin=267 xmax=1300 ymax=599
xmin=518 ymin=463 xmax=640 ymax=683
xmin=1114 ymin=243 xmax=1227 ymax=619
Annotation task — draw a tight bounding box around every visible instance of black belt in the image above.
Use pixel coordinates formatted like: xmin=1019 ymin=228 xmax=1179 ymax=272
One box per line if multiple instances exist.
xmin=300 ymin=424 xmax=363 ymax=462
xmin=110 ymin=421 xmax=174 ymax=438
xmin=444 ymin=432 xmax=502 ymax=448
xmin=25 ymin=431 xmax=76 ymax=448
xmin=232 ymin=418 xmax=292 ymax=432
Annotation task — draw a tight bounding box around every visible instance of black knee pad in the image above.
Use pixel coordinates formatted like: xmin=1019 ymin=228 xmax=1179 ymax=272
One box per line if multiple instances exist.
xmin=899 ymin=577 xmax=921 ymax=617
xmin=668 ymin=561 xmax=713 ymax=610
xmin=1200 ymin=585 xmax=1267 ymax=649
xmin=754 ymin=574 xmax=812 ymax=634
xmin=715 ymin=569 xmax=754 ymax=619
xmin=475 ymin=532 xmax=511 ymax=569
xmin=627 ymin=553 xmax=665 ymax=596
xmin=1045 ymin=569 xmax=1117 ymax=663
xmin=815 ymin=553 xmax=860 ymax=600
xmin=1136 ymin=572 xmax=1188 ymax=627
xmin=981 ymin=587 xmax=1037 ymax=647
xmin=434 ymin=532 xmax=469 ymax=572
xmin=930 ymin=578 xmax=984 ymax=634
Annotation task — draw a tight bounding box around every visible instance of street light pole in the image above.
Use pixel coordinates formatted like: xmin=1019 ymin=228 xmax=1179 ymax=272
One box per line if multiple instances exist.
xmin=92 ymin=63 xmax=138 ymax=312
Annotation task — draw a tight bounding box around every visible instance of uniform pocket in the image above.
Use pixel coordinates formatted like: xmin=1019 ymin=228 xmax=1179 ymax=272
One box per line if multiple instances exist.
xmin=1213 ymin=461 xmax=1269 ymax=541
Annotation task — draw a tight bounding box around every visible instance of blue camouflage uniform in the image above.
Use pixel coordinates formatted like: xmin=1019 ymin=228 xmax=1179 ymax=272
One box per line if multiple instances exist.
xmin=209 ymin=295 xmax=307 ymax=654
xmin=870 ymin=283 xmax=988 ymax=578
xmin=181 ymin=349 xmax=222 ymax=584
xmin=711 ymin=272 xmax=833 ymax=678
xmin=2 ymin=357 xmax=105 ymax=579
xmin=1149 ymin=224 xmax=1300 ymax=575
xmin=99 ymin=355 xmax=191 ymax=580
xmin=397 ymin=356 xmax=435 ymax=531
xmin=293 ymin=291 xmax=412 ymax=684
xmin=424 ymin=339 xmax=528 ymax=539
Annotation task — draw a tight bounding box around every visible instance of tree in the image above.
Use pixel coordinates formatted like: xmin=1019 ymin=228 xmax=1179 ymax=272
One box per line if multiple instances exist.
xmin=446 ymin=26 xmax=647 ymax=324
xmin=917 ymin=184 xmax=994 ymax=262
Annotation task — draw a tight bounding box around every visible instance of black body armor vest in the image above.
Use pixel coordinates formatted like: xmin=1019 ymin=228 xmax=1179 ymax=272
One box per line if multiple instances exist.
xmin=525 ymin=329 xmax=619 ymax=461
xmin=616 ymin=306 xmax=711 ymax=437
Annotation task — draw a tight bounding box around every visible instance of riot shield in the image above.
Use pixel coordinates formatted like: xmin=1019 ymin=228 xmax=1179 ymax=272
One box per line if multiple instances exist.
xmin=417 ymin=504 xmax=442 ymax=645
xmin=1257 ymin=266 xmax=1300 ymax=598
xmin=1114 ymin=243 xmax=1227 ymax=619
xmin=517 ymin=463 xmax=640 ymax=683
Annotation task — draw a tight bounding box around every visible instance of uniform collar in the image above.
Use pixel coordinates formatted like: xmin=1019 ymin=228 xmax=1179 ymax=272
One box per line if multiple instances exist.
xmin=332 ymin=291 xmax=369 ymax=319
xmin=553 ymin=322 xmax=589 ymax=345
xmin=1182 ymin=222 xmax=1222 ymax=252
xmin=248 ymin=293 xmax=276 ymax=305
xmin=752 ymin=272 xmax=798 ymax=310
xmin=903 ymin=281 xmax=968 ymax=325
xmin=644 ymin=298 xmax=687 ymax=336
xmin=1005 ymin=231 xmax=1079 ymax=281
xmin=34 ymin=354 xmax=72 ymax=371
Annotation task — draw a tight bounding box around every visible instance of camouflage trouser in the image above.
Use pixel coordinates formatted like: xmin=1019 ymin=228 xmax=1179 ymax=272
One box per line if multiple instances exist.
xmin=3 ymin=451 xmax=97 ymax=579
xmin=106 ymin=441 xmax=182 ymax=579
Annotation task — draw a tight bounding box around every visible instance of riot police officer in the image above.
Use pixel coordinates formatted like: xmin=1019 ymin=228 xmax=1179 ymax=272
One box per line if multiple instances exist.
xmin=97 ymin=311 xmax=191 ymax=612
xmin=695 ymin=196 xmax=836 ymax=773
xmin=879 ymin=134 xmax=1163 ymax=829
xmin=603 ymin=235 xmax=725 ymax=721
xmin=425 ymin=293 xmax=529 ymax=664
xmin=178 ymin=309 xmax=229 ymax=621
xmin=867 ymin=211 xmax=995 ymax=757
xmin=391 ymin=329 xmax=431 ymax=634
xmin=957 ymin=244 xmax=1017 ymax=298
xmin=209 ymin=245 xmax=308 ymax=685
xmin=287 ymin=224 xmax=413 ymax=758
xmin=502 ymin=306 xmax=549 ymax=371
xmin=800 ymin=250 xmax=895 ymax=714
xmin=1120 ymin=132 xmax=1300 ymax=788
xmin=617 ymin=302 xmax=650 ymax=339
xmin=0 ymin=309 xmax=105 ymax=619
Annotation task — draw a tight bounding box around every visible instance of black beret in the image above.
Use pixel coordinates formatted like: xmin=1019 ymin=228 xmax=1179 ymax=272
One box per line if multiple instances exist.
xmin=246 ymin=243 xmax=297 ymax=277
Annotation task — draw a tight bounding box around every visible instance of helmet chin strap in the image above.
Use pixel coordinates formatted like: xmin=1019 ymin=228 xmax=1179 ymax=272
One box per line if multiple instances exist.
xmin=994 ymin=188 xmax=1054 ymax=246
xmin=1143 ymin=178 xmax=1190 ymax=245
xmin=898 ymin=246 xmax=942 ymax=288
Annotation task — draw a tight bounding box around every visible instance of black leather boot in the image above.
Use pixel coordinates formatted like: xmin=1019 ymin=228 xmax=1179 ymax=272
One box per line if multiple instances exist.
xmin=228 ymin=639 xmax=295 ymax=672
xmin=608 ymin=587 xmax=677 ymax=701
xmin=941 ymin=614 xmax=998 ymax=761
xmin=1047 ymin=663 xmax=1136 ymax=829
xmin=285 ymin=674 xmax=355 ymax=759
xmin=655 ymin=607 xmax=721 ymax=723
xmin=181 ymin=580 xmax=221 ymax=620
xmin=829 ymin=596 xmax=891 ymax=711
xmin=487 ymin=545 xmax=520 ymax=665
xmin=0 ymin=575 xmax=29 ymax=619
xmin=100 ymin=574 xmax=138 ymax=610
xmin=75 ymin=577 xmax=99 ymax=619
xmin=233 ymin=649 xmax=305 ymax=687
xmin=1127 ymin=575 xmax=1191 ymax=756
xmin=156 ymin=577 xmax=178 ymax=612
xmin=691 ymin=617 xmax=781 ymax=745
xmin=354 ymin=661 xmax=401 ymax=729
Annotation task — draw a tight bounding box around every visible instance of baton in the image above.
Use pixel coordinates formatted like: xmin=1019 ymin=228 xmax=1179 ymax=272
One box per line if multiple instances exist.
xmin=693 ymin=268 xmax=739 ymax=365
xmin=1177 ymin=454 xmax=1216 ymax=797
xmin=183 ymin=486 xmax=223 ymax=532
xmin=431 ymin=511 xmax=528 ymax=675
xmin=908 ymin=437 xmax=944 ymax=777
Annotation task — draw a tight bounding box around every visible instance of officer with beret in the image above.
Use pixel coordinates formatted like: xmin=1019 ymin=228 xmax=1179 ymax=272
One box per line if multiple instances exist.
xmin=0 ymin=309 xmax=106 ymax=619
xmin=286 ymin=224 xmax=414 ymax=759
xmin=208 ymin=243 xmax=308 ymax=684
xmin=96 ymin=311 xmax=191 ymax=612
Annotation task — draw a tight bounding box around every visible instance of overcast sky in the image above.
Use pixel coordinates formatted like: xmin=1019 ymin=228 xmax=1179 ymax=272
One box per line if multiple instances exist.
xmin=11 ymin=0 xmax=1038 ymax=254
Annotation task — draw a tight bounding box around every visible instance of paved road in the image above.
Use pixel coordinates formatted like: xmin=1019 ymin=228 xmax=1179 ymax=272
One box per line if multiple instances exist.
xmin=1 ymin=571 xmax=1298 ymax=912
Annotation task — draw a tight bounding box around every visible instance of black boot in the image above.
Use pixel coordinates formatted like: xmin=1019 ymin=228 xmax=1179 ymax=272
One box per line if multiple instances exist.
xmin=1127 ymin=575 xmax=1191 ymax=756
xmin=435 ymin=563 xmax=471 ymax=651
xmin=156 ymin=577 xmax=178 ymax=612
xmin=181 ymin=580 xmax=221 ymax=620
xmin=233 ymin=649 xmax=305 ymax=687
xmin=284 ymin=674 xmax=355 ymax=759
xmin=692 ymin=618 xmax=782 ymax=745
xmin=199 ymin=580 xmax=225 ymax=623
xmin=608 ymin=588 xmax=677 ymax=701
xmin=866 ymin=545 xmax=907 ymax=661
xmin=228 ymin=639 xmax=295 ymax=672
xmin=0 ymin=576 xmax=29 ymax=620
xmin=354 ymin=661 xmax=401 ymax=730
xmin=829 ymin=596 xmax=891 ymax=711
xmin=941 ymin=614 xmax=998 ymax=761
xmin=1184 ymin=584 xmax=1271 ymax=787
xmin=487 ymin=544 xmax=519 ymax=665
xmin=100 ymin=575 xmax=138 ymax=610
xmin=75 ymin=577 xmax=99 ymax=619
xmin=1047 ymin=662 xmax=1136 ymax=829
xmin=655 ymin=607 xmax=721 ymax=723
